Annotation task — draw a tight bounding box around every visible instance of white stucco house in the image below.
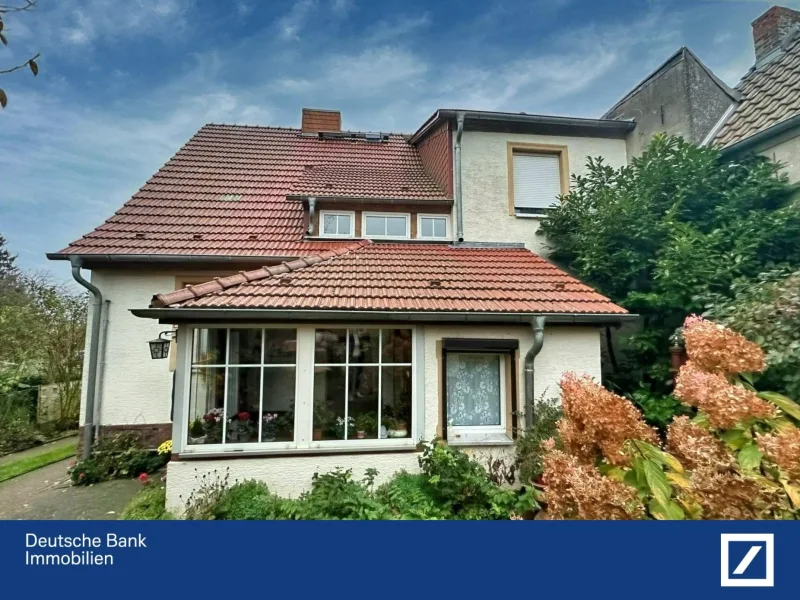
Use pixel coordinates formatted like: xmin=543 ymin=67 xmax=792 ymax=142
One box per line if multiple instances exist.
xmin=47 ymin=107 xmax=635 ymax=511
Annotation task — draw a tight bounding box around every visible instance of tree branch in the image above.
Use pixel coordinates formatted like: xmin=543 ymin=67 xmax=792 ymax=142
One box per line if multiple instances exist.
xmin=0 ymin=1 xmax=36 ymax=14
xmin=0 ymin=52 xmax=39 ymax=75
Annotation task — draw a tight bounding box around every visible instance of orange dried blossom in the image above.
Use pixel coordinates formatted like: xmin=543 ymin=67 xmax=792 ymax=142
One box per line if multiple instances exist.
xmin=666 ymin=416 xmax=734 ymax=470
xmin=757 ymin=427 xmax=800 ymax=480
xmin=682 ymin=315 xmax=765 ymax=374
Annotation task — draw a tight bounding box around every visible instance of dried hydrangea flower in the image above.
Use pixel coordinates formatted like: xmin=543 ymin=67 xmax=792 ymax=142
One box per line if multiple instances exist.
xmin=757 ymin=427 xmax=800 ymax=480
xmin=559 ymin=373 xmax=658 ymax=465
xmin=543 ymin=450 xmax=645 ymax=520
xmin=666 ymin=416 xmax=734 ymax=470
xmin=682 ymin=315 xmax=765 ymax=374
xmin=674 ymin=362 xmax=776 ymax=429
xmin=689 ymin=465 xmax=782 ymax=520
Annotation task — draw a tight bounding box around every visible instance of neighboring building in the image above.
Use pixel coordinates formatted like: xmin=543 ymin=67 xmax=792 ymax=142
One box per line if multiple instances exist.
xmin=605 ymin=5 xmax=800 ymax=181
xmin=48 ymin=107 xmax=633 ymax=511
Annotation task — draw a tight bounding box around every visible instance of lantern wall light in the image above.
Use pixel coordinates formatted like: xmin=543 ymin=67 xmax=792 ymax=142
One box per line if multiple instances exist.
xmin=148 ymin=330 xmax=176 ymax=360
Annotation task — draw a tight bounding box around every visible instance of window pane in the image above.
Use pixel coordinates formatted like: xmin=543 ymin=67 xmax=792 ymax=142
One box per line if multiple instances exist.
xmin=386 ymin=216 xmax=407 ymax=236
xmin=382 ymin=329 xmax=412 ymax=363
xmin=365 ymin=215 xmax=384 ymax=236
xmin=382 ymin=366 xmax=412 ymax=438
xmin=433 ymin=218 xmax=447 ymax=237
xmin=264 ymin=329 xmax=297 ymax=364
xmin=349 ymin=366 xmax=379 ymax=440
xmin=187 ymin=367 xmax=225 ymax=445
xmin=337 ymin=214 xmax=351 ymax=235
xmin=323 ymin=214 xmax=337 ymax=235
xmin=446 ymin=354 xmax=502 ymax=426
xmin=313 ymin=366 xmax=346 ymax=441
xmin=315 ymin=329 xmax=347 ymax=363
xmin=192 ymin=329 xmax=226 ymax=365
xmin=349 ymin=329 xmax=380 ymax=363
xmin=262 ymin=367 xmax=296 ymax=442
xmin=421 ymin=218 xmax=434 ymax=237
xmin=226 ymin=367 xmax=260 ymax=443
xmin=228 ymin=329 xmax=261 ymax=364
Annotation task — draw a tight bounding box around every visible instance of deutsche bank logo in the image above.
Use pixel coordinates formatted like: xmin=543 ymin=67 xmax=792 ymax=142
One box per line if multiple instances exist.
xmin=720 ymin=534 xmax=774 ymax=587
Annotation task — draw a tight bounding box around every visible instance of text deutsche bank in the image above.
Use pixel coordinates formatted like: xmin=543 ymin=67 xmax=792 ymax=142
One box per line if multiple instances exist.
xmin=24 ymin=533 xmax=147 ymax=566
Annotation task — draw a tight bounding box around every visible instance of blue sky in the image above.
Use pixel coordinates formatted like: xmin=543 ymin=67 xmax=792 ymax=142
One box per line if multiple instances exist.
xmin=1 ymin=0 xmax=795 ymax=278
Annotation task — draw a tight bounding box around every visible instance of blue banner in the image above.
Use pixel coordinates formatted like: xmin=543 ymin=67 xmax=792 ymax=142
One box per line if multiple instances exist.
xmin=0 ymin=520 xmax=796 ymax=598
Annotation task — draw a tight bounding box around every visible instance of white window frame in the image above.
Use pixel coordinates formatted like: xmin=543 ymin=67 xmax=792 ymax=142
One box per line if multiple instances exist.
xmin=446 ymin=353 xmax=508 ymax=443
xmin=362 ymin=211 xmax=411 ymax=240
xmin=319 ymin=210 xmax=355 ymax=238
xmin=176 ymin=324 xmax=420 ymax=456
xmin=417 ymin=214 xmax=451 ymax=240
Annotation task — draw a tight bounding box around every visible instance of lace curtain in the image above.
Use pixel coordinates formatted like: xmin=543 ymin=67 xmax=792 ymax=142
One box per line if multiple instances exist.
xmin=446 ymin=354 xmax=501 ymax=426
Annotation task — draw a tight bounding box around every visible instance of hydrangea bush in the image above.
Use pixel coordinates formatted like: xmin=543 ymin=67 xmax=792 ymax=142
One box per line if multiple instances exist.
xmin=542 ymin=316 xmax=800 ymax=520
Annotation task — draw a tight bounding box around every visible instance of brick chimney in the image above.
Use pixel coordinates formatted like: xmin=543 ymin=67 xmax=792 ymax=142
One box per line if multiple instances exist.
xmin=301 ymin=108 xmax=341 ymax=133
xmin=752 ymin=5 xmax=800 ymax=63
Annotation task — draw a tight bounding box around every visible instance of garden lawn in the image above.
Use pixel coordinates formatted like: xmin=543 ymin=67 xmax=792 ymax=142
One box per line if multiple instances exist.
xmin=0 ymin=436 xmax=77 ymax=483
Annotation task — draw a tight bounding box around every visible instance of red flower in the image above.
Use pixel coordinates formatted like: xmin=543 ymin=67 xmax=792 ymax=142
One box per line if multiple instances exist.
xmin=79 ymin=472 xmax=85 ymax=480
xmin=138 ymin=473 xmax=150 ymax=485
xmin=237 ymin=411 xmax=250 ymax=421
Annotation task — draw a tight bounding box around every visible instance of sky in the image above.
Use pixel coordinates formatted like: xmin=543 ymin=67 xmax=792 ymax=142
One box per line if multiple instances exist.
xmin=1 ymin=0 xmax=796 ymax=280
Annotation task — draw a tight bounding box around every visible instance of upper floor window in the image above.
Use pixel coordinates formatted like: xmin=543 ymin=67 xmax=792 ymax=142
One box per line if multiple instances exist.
xmin=363 ymin=212 xmax=410 ymax=239
xmin=509 ymin=144 xmax=568 ymax=216
xmin=418 ymin=214 xmax=450 ymax=240
xmin=320 ymin=211 xmax=355 ymax=238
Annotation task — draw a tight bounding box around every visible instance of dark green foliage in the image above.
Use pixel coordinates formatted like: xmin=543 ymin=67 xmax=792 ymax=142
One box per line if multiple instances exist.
xmin=69 ymin=432 xmax=168 ymax=485
xmin=627 ymin=388 xmax=692 ymax=431
xmin=514 ymin=397 xmax=562 ymax=484
xmin=541 ymin=135 xmax=800 ymax=394
xmin=121 ymin=485 xmax=174 ymax=520
xmin=180 ymin=441 xmax=539 ymax=520
xmin=704 ymin=269 xmax=800 ymax=400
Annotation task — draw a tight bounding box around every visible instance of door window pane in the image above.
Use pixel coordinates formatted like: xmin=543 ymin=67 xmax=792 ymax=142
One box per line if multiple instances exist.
xmin=349 ymin=366 xmax=379 ymax=440
xmin=187 ymin=367 xmax=225 ymax=445
xmin=382 ymin=366 xmax=412 ymax=438
xmin=446 ymin=354 xmax=502 ymax=426
xmin=226 ymin=367 xmax=260 ymax=443
xmin=262 ymin=367 xmax=296 ymax=442
xmin=313 ymin=366 xmax=346 ymax=440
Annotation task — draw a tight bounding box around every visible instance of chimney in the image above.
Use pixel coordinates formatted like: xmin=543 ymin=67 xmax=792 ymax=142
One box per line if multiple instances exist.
xmin=301 ymin=108 xmax=341 ymax=133
xmin=752 ymin=5 xmax=800 ymax=63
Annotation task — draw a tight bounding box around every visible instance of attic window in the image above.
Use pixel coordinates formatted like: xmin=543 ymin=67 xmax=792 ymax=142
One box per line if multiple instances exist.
xmin=365 ymin=132 xmax=384 ymax=142
xmin=220 ymin=194 xmax=243 ymax=202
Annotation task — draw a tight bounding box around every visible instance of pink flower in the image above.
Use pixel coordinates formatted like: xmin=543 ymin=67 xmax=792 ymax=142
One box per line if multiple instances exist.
xmin=138 ymin=473 xmax=150 ymax=485
xmin=237 ymin=411 xmax=250 ymax=421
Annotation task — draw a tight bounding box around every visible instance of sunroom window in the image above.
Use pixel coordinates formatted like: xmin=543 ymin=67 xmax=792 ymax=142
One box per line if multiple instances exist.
xmin=187 ymin=328 xmax=297 ymax=446
xmin=313 ymin=328 xmax=413 ymax=441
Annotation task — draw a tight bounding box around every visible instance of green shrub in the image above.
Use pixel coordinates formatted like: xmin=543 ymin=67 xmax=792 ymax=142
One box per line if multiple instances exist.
xmin=212 ymin=480 xmax=297 ymax=520
xmin=628 ymin=387 xmax=692 ymax=431
xmin=515 ymin=397 xmax=562 ymax=484
xmin=292 ymin=469 xmax=392 ymax=520
xmin=69 ymin=432 xmax=168 ymax=485
xmin=375 ymin=471 xmax=447 ymax=519
xmin=121 ymin=485 xmax=174 ymax=520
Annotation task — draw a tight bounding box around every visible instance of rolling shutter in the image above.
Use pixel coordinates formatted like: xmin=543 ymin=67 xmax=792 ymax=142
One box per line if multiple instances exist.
xmin=512 ymin=153 xmax=562 ymax=211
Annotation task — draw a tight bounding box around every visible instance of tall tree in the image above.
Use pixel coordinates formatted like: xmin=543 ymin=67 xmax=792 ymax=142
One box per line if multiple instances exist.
xmin=0 ymin=0 xmax=39 ymax=109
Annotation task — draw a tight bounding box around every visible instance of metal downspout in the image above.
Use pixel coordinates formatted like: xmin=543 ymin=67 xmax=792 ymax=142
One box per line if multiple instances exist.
xmin=454 ymin=112 xmax=465 ymax=242
xmin=524 ymin=316 xmax=546 ymax=428
xmin=69 ymin=257 xmax=103 ymax=459
xmin=307 ymin=197 xmax=317 ymax=235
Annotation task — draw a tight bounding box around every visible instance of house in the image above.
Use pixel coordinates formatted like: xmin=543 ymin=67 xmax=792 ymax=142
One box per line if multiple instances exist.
xmin=47 ymin=107 xmax=633 ymax=510
xmin=605 ymin=4 xmax=800 ymax=181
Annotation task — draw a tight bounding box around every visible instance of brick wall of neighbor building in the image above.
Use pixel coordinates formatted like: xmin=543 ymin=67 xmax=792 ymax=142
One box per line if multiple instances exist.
xmin=459 ymin=131 xmax=627 ymax=255
xmin=752 ymin=5 xmax=800 ymax=62
xmin=416 ymin=120 xmax=454 ymax=196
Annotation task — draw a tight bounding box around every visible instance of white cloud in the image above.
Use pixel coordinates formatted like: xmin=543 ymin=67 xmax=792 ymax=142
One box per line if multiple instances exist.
xmin=277 ymin=0 xmax=316 ymax=40
xmin=365 ymin=12 xmax=431 ymax=43
xmin=330 ymin=0 xmax=354 ymax=16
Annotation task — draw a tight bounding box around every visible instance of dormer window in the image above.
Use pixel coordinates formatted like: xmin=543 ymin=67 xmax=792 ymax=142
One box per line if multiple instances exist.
xmin=418 ymin=214 xmax=450 ymax=240
xmin=363 ymin=212 xmax=410 ymax=239
xmin=320 ymin=210 xmax=355 ymax=238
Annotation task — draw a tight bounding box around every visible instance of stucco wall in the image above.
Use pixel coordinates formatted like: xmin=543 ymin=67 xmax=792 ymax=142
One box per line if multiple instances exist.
xmin=166 ymin=323 xmax=601 ymax=511
xmin=460 ymin=131 xmax=627 ymax=255
xmin=759 ymin=133 xmax=800 ymax=182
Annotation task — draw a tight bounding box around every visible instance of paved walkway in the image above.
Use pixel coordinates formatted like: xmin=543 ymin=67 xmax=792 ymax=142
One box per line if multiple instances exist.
xmin=0 ymin=458 xmax=142 ymax=520
xmin=0 ymin=434 xmax=78 ymax=467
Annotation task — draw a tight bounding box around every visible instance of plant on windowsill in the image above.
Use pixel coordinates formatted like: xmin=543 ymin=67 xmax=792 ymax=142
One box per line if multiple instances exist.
xmin=262 ymin=412 xmax=278 ymax=442
xmin=313 ymin=404 xmax=334 ymax=441
xmin=189 ymin=419 xmax=206 ymax=444
xmin=202 ymin=408 xmax=224 ymax=444
xmin=333 ymin=416 xmax=356 ymax=440
xmin=227 ymin=411 xmax=256 ymax=443
xmin=274 ymin=410 xmax=294 ymax=441
xmin=383 ymin=416 xmax=408 ymax=439
xmin=354 ymin=413 xmax=378 ymax=439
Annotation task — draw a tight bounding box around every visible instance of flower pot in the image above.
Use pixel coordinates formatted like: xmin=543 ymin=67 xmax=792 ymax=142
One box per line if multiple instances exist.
xmin=388 ymin=428 xmax=408 ymax=438
xmin=313 ymin=428 xmax=324 ymax=441
xmin=263 ymin=434 xmax=276 ymax=442
xmin=189 ymin=435 xmax=206 ymax=445
xmin=356 ymin=430 xmax=366 ymax=439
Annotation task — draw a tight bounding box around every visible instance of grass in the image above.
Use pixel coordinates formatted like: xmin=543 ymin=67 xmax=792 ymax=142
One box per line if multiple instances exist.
xmin=0 ymin=443 xmax=76 ymax=483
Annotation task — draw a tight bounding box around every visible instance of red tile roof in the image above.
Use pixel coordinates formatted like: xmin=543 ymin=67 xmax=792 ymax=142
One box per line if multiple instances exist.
xmin=289 ymin=165 xmax=450 ymax=200
xmin=53 ymin=124 xmax=448 ymax=257
xmin=151 ymin=242 xmax=627 ymax=315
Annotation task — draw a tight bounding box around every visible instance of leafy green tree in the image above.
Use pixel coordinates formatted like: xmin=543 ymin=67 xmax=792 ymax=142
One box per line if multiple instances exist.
xmin=541 ymin=134 xmax=800 ymax=392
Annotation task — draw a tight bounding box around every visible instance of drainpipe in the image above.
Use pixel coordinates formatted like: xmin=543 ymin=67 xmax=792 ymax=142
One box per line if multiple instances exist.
xmin=524 ymin=316 xmax=546 ymax=429
xmin=70 ymin=257 xmax=103 ymax=459
xmin=307 ymin=197 xmax=317 ymax=235
xmin=453 ymin=112 xmax=465 ymax=242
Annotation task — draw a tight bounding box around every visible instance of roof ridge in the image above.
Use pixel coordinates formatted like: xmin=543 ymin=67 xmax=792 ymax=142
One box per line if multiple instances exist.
xmin=149 ymin=239 xmax=372 ymax=308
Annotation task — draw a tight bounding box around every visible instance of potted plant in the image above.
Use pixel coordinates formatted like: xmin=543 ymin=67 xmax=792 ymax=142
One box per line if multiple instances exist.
xmin=384 ymin=416 xmax=408 ymax=438
xmin=313 ymin=404 xmax=334 ymax=440
xmin=333 ymin=416 xmax=355 ymax=440
xmin=262 ymin=412 xmax=278 ymax=442
xmin=354 ymin=413 xmax=377 ymax=439
xmin=188 ymin=418 xmax=206 ymax=444
xmin=227 ymin=411 xmax=256 ymax=442
xmin=275 ymin=410 xmax=294 ymax=441
xmin=202 ymin=407 xmax=224 ymax=444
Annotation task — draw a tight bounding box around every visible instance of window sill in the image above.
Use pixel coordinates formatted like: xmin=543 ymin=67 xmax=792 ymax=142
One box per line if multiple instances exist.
xmin=447 ymin=433 xmax=514 ymax=447
xmin=176 ymin=442 xmax=420 ymax=460
xmin=513 ymin=212 xmax=548 ymax=219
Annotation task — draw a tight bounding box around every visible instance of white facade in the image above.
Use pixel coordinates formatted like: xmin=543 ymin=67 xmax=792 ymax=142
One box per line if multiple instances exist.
xmin=165 ymin=323 xmax=601 ymax=513
xmin=460 ymin=131 xmax=628 ymax=254
xmin=759 ymin=133 xmax=800 ymax=182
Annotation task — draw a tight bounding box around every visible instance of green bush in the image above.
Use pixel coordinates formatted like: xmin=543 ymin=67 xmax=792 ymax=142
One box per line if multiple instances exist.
xmin=628 ymin=387 xmax=692 ymax=431
xmin=211 ymin=480 xmax=297 ymax=520
xmin=121 ymin=485 xmax=174 ymax=520
xmin=375 ymin=472 xmax=448 ymax=519
xmin=69 ymin=432 xmax=168 ymax=485
xmin=514 ymin=397 xmax=562 ymax=484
